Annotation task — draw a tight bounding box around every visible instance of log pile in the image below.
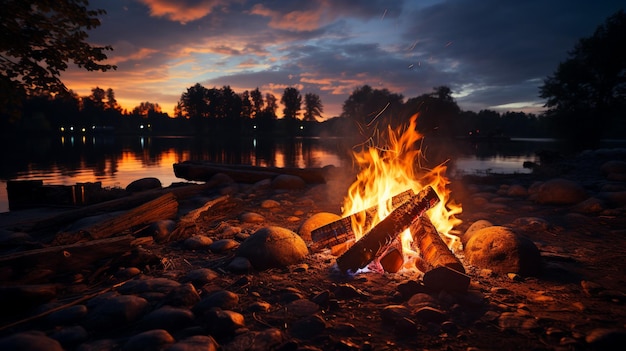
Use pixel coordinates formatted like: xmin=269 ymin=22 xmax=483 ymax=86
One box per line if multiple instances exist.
xmin=310 ymin=185 xmax=469 ymax=291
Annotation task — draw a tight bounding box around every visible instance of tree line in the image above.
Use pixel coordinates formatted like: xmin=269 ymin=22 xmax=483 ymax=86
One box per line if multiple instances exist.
xmin=1 ymin=2 xmax=624 ymax=146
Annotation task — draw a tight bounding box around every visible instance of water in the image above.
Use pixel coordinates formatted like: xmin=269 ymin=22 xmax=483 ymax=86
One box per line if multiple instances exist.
xmin=0 ymin=135 xmax=573 ymax=213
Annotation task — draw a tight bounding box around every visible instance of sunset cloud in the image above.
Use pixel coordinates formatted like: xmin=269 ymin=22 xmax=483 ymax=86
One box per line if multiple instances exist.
xmin=137 ymin=0 xmax=228 ymax=24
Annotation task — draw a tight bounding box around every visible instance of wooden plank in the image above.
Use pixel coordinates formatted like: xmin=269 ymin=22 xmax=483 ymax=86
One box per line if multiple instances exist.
xmin=173 ymin=161 xmax=330 ymax=184
xmin=335 ymin=186 xmax=440 ymax=273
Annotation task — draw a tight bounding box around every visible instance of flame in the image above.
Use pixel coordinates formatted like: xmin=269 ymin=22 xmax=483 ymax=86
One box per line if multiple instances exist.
xmin=342 ymin=114 xmax=462 ymax=270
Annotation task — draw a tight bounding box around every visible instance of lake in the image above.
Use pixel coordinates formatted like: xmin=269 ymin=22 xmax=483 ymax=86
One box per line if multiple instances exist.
xmin=0 ymin=135 xmax=584 ymax=213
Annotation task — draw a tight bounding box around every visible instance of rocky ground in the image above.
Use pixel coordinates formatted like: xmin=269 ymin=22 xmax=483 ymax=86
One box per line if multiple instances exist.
xmin=1 ymin=148 xmax=626 ymax=351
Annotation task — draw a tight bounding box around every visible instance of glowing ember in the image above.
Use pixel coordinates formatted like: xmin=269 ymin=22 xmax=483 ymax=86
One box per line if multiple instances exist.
xmin=342 ymin=114 xmax=462 ymax=271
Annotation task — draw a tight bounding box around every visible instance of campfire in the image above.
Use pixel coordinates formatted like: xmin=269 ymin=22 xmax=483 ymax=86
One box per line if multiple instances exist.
xmin=311 ymin=115 xmax=464 ymax=279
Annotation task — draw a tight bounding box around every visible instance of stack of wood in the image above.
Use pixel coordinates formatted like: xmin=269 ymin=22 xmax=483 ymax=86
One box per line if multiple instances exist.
xmin=310 ymin=185 xmax=469 ymax=291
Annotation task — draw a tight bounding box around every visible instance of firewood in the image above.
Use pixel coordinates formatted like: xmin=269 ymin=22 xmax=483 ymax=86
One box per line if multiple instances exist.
xmin=169 ymin=195 xmax=229 ymax=241
xmin=410 ymin=216 xmax=465 ymax=274
xmin=309 ymin=189 xmax=414 ymax=251
xmin=335 ymin=186 xmax=440 ymax=273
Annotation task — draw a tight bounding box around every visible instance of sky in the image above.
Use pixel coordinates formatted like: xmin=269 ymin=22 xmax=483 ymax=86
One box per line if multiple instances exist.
xmin=60 ymin=0 xmax=624 ymax=119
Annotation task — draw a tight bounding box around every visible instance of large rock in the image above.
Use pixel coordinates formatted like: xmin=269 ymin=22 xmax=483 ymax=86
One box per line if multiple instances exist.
xmin=464 ymin=226 xmax=541 ymax=276
xmin=531 ymin=178 xmax=588 ymax=205
xmin=126 ymin=177 xmax=162 ymax=192
xmin=271 ymin=174 xmax=306 ymax=189
xmin=236 ymin=226 xmax=309 ymax=270
xmin=297 ymin=212 xmax=342 ymax=242
xmin=462 ymin=219 xmax=493 ymax=246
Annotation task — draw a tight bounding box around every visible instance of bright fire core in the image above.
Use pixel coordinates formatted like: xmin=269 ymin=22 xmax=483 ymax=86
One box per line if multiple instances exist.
xmin=342 ymin=115 xmax=462 ymax=270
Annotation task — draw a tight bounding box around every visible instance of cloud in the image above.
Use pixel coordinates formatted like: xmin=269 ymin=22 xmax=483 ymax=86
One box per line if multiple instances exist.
xmin=137 ymin=0 xmax=230 ymax=24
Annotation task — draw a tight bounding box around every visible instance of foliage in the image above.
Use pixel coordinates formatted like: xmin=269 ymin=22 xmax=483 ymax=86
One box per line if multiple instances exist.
xmin=0 ymin=0 xmax=116 ymax=100
xmin=303 ymin=93 xmax=324 ymax=122
xmin=281 ymin=87 xmax=302 ymax=120
xmin=539 ymin=10 xmax=626 ymax=144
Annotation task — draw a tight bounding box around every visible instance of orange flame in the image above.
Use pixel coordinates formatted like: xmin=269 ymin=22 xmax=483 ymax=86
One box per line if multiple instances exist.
xmin=342 ymin=114 xmax=462 ymax=269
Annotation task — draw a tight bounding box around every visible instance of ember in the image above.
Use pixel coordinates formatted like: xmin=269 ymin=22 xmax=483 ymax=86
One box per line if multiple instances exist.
xmin=312 ymin=115 xmax=463 ymax=274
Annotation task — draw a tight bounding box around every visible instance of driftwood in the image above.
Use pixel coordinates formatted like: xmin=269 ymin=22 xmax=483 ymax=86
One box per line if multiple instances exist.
xmin=0 ymin=235 xmax=135 ymax=277
xmin=52 ymin=193 xmax=178 ymax=245
xmin=8 ymin=182 xmax=217 ymax=237
xmin=173 ymin=161 xmax=330 ymax=184
xmin=168 ymin=195 xmax=230 ymax=241
xmin=336 ymin=186 xmax=440 ymax=273
xmin=309 ymin=189 xmax=414 ymax=252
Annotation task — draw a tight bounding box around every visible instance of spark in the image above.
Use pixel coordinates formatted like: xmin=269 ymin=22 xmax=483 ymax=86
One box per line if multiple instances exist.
xmin=445 ymin=41 xmax=453 ymax=47
xmin=381 ymin=9 xmax=387 ymax=20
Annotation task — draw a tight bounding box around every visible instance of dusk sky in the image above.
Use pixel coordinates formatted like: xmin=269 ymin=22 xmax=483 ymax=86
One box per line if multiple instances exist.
xmin=60 ymin=0 xmax=624 ymax=118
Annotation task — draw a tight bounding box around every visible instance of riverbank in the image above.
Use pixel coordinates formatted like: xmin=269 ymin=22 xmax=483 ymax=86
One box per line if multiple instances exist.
xmin=1 ymin=148 xmax=626 ymax=350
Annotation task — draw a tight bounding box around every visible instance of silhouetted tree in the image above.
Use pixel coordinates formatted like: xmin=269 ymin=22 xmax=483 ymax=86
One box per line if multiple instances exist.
xmin=342 ymin=85 xmax=404 ymax=136
xmin=250 ymin=87 xmax=264 ymax=118
xmin=105 ymin=88 xmax=119 ymax=111
xmin=240 ymin=90 xmax=252 ymax=119
xmin=404 ymin=86 xmax=460 ymax=137
xmin=0 ymin=0 xmax=116 ymax=126
xmin=179 ymin=83 xmax=210 ymax=119
xmin=303 ymin=93 xmax=324 ymax=122
xmin=540 ymin=10 xmax=626 ymax=145
xmin=281 ymin=87 xmax=302 ymax=120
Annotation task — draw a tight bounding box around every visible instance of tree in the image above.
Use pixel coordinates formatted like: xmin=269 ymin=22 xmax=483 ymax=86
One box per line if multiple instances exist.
xmin=403 ymin=86 xmax=461 ymax=137
xmin=281 ymin=87 xmax=301 ymax=120
xmin=250 ymin=87 xmax=264 ymax=118
xmin=539 ymin=10 xmax=626 ymax=144
xmin=105 ymin=88 xmax=119 ymax=111
xmin=179 ymin=83 xmax=210 ymax=119
xmin=0 ymin=1 xmax=116 ymax=100
xmin=341 ymin=85 xmax=404 ymax=135
xmin=303 ymin=93 xmax=324 ymax=121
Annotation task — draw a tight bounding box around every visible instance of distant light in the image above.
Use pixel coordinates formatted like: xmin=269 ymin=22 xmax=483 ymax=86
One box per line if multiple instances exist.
xmin=81 ymin=127 xmax=86 ymax=133
xmin=60 ymin=127 xmax=65 ymax=132
xmin=253 ymin=125 xmax=257 ymax=129
xmin=92 ymin=125 xmax=96 ymax=129
xmin=140 ymin=125 xmax=144 ymax=129
xmin=299 ymin=125 xmax=304 ymax=130
xmin=70 ymin=126 xmax=74 ymax=131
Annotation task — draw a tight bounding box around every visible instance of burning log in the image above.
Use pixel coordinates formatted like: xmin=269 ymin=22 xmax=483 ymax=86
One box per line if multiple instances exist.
xmin=309 ymin=189 xmax=414 ymax=252
xmin=410 ymin=216 xmax=465 ymax=274
xmin=336 ymin=186 xmax=440 ymax=273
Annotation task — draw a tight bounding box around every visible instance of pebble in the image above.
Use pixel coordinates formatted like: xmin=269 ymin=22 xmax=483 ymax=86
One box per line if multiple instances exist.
xmin=183 ymin=235 xmax=213 ymax=250
xmin=122 ymin=329 xmax=175 ymax=351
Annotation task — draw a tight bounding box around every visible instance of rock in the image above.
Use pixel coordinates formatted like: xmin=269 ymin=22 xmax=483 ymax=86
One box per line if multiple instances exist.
xmin=209 ymin=238 xmax=239 ymax=252
xmin=261 ymin=199 xmax=280 ymax=208
xmin=498 ymin=312 xmax=540 ymax=332
xmin=464 ymin=226 xmax=542 ymax=276
xmin=163 ymin=283 xmax=201 ymax=308
xmin=289 ymin=314 xmax=327 ymax=339
xmin=585 ymin=328 xmax=626 ymax=350
xmin=122 ymin=329 xmax=175 ymax=351
xmin=412 ymin=306 xmax=448 ymax=324
xmin=48 ymin=304 xmax=88 ymax=325
xmin=297 ymin=212 xmax=342 ymax=241
xmin=380 ymin=305 xmax=412 ymax=324
xmin=600 ymin=160 xmax=626 ymax=176
xmin=183 ymin=268 xmax=219 ymax=286
xmin=137 ymin=306 xmax=195 ymax=332
xmin=422 ymin=266 xmax=470 ymax=292
xmin=0 ymin=331 xmax=64 ymax=351
xmin=239 ymin=212 xmax=265 ymax=223
xmin=286 ymin=299 xmax=320 ymax=317
xmin=511 ymin=217 xmax=550 ymax=232
xmin=167 ymin=335 xmax=220 ymax=351
xmin=118 ymin=277 xmax=181 ymax=295
xmin=532 ymin=178 xmax=588 ymax=205
xmin=226 ymin=329 xmax=285 ymax=351
xmin=572 ymin=197 xmax=605 ymax=214
xmin=205 ymin=309 xmax=246 ymax=336
xmin=462 ymin=219 xmax=494 ymax=246
xmin=83 ymin=294 xmax=149 ymax=330
xmin=145 ymin=220 xmax=177 ymax=243
xmin=50 ymin=325 xmax=89 ymax=349
xmin=506 ymin=184 xmax=528 ymax=197
xmin=227 ymin=256 xmax=253 ymax=273
xmin=235 ymin=226 xmax=309 ymax=270
xmin=126 ymin=177 xmax=162 ymax=192
xmin=271 ymin=174 xmax=306 ymax=189
xmin=193 ymin=290 xmax=239 ymax=314
xmin=599 ymin=191 xmax=626 ymax=207
xmin=184 ymin=235 xmax=213 ymax=250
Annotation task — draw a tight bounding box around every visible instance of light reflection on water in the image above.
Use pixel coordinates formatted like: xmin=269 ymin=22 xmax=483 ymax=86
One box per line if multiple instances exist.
xmin=0 ymin=136 xmax=559 ymax=213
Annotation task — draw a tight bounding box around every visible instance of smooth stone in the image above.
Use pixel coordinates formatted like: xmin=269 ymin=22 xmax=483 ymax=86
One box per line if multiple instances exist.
xmin=83 ymin=294 xmax=149 ymax=330
xmin=205 ymin=309 xmax=246 ymax=336
xmin=126 ymin=177 xmax=162 ymax=192
xmin=184 ymin=235 xmax=213 ymax=250
xmin=118 ymin=277 xmax=181 ymax=294
xmin=225 ymin=328 xmax=285 ymax=351
xmin=286 ymin=299 xmax=320 ymax=317
xmin=532 ymin=178 xmax=588 ymax=205
xmin=585 ymin=328 xmax=626 ymax=350
xmin=236 ymin=226 xmax=309 ymax=270
xmin=380 ymin=305 xmax=412 ymax=323
xmin=297 ymin=212 xmax=342 ymax=242
xmin=412 ymin=306 xmax=448 ymax=324
xmin=261 ymin=199 xmax=280 ymax=208
xmin=166 ymin=335 xmax=220 ymax=351
xmin=137 ymin=306 xmax=195 ymax=332
xmin=122 ymin=329 xmax=175 ymax=351
xmin=289 ymin=314 xmax=327 ymax=339
xmin=48 ymin=304 xmax=88 ymax=325
xmin=227 ymin=256 xmax=253 ymax=274
xmin=146 ymin=219 xmax=177 ymax=243
xmin=183 ymin=268 xmax=219 ymax=286
xmin=163 ymin=283 xmax=201 ymax=307
xmin=209 ymin=238 xmax=239 ymax=252
xmin=0 ymin=331 xmax=64 ymax=351
xmin=462 ymin=219 xmax=494 ymax=246
xmin=239 ymin=212 xmax=265 ymax=223
xmin=465 ymin=226 xmax=542 ymax=276
xmin=506 ymin=184 xmax=528 ymax=197
xmin=49 ymin=325 xmax=88 ymax=349
xmin=193 ymin=290 xmax=239 ymax=314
